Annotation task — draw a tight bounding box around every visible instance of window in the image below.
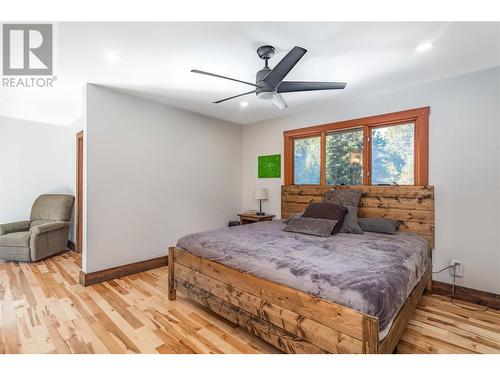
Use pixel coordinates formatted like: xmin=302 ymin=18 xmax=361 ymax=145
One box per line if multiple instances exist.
xmin=294 ymin=136 xmax=320 ymax=184
xmin=371 ymin=123 xmax=414 ymax=185
xmin=284 ymin=107 xmax=429 ymax=186
xmin=326 ymin=128 xmax=363 ymax=185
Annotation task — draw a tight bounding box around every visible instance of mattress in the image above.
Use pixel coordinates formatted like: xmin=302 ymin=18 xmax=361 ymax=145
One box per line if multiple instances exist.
xmin=177 ymin=220 xmax=430 ymax=339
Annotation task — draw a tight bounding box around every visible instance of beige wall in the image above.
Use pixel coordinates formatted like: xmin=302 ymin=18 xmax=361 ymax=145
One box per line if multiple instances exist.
xmin=241 ymin=66 xmax=500 ymax=294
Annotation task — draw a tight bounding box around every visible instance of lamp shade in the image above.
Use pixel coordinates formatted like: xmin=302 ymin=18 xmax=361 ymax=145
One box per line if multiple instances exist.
xmin=253 ymin=188 xmax=268 ymax=200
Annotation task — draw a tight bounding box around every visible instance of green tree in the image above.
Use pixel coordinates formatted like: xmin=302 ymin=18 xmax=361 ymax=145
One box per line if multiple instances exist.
xmin=294 ymin=123 xmax=414 ymax=186
xmin=326 ymin=129 xmax=363 ymax=185
xmin=371 ymin=124 xmax=414 ymax=185
xmin=294 ymin=137 xmax=320 ymax=184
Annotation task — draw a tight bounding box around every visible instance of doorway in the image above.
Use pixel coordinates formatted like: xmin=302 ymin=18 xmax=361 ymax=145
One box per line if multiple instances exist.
xmin=76 ymin=131 xmax=84 ymax=253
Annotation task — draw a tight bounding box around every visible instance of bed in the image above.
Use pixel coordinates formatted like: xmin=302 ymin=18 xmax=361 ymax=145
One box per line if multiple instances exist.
xmin=168 ymin=185 xmax=435 ymax=354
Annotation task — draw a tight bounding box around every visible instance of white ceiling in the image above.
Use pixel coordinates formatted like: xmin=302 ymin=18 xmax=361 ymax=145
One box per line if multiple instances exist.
xmin=1 ymin=22 xmax=499 ymax=125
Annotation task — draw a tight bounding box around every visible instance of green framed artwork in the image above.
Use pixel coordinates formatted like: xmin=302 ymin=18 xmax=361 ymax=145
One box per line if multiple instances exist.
xmin=258 ymin=154 xmax=281 ymax=178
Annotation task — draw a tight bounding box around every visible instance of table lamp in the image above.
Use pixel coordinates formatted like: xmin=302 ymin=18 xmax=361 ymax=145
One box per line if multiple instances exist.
xmin=253 ymin=188 xmax=268 ymax=216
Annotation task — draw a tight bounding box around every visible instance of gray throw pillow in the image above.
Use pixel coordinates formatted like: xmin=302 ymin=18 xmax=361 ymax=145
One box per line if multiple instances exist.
xmin=358 ymin=217 xmax=401 ymax=235
xmin=282 ymin=211 xmax=304 ymax=224
xmin=284 ymin=217 xmax=338 ymax=237
xmin=339 ymin=206 xmax=364 ymax=234
xmin=302 ymin=202 xmax=347 ymax=235
xmin=323 ymin=189 xmax=363 ymax=207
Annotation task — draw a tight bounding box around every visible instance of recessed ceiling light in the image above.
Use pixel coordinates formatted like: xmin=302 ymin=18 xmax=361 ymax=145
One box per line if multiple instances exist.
xmin=240 ymin=101 xmax=248 ymax=107
xmin=106 ymin=51 xmax=122 ymax=62
xmin=416 ymin=42 xmax=434 ymax=52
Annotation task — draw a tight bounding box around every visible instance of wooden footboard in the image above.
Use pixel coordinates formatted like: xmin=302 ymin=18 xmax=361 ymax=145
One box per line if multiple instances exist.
xmin=168 ymin=246 xmax=431 ymax=354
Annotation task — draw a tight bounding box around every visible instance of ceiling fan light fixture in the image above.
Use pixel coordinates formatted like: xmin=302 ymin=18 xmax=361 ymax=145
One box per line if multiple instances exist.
xmin=257 ymin=91 xmax=274 ymax=100
xmin=192 ymin=45 xmax=346 ymax=108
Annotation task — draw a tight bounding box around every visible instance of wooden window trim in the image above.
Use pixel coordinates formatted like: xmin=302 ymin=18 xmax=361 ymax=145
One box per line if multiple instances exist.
xmin=283 ymin=107 xmax=429 ymax=185
xmin=76 ymin=130 xmax=84 ymax=253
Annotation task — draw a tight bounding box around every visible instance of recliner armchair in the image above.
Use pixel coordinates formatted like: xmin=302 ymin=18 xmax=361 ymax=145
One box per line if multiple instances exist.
xmin=0 ymin=194 xmax=75 ymax=262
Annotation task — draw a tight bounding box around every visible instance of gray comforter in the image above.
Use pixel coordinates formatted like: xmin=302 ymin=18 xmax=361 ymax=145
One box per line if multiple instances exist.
xmin=177 ymin=220 xmax=430 ymax=339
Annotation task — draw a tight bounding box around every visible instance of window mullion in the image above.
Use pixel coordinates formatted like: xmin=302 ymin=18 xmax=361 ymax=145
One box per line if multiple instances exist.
xmin=320 ymin=132 xmax=326 ymax=186
xmin=363 ymin=125 xmax=371 ymax=185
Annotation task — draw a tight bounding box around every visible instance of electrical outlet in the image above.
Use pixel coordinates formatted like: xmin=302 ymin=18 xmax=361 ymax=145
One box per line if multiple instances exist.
xmin=450 ymin=259 xmax=463 ymax=277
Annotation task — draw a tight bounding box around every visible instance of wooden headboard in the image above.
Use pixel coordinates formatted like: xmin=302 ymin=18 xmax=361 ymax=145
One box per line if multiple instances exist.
xmin=281 ymin=185 xmax=435 ymax=248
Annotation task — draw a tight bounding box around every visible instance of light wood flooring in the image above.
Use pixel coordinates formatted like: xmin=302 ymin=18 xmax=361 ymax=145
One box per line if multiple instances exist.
xmin=398 ymin=295 xmax=500 ymax=353
xmin=0 ymin=252 xmax=499 ymax=354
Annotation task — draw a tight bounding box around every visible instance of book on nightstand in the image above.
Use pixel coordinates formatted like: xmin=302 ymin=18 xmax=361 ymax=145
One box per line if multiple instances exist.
xmin=243 ymin=209 xmax=258 ymax=215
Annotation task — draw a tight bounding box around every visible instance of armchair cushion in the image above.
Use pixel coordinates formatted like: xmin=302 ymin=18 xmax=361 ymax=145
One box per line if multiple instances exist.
xmin=30 ymin=219 xmax=54 ymax=230
xmin=0 ymin=220 xmax=30 ymax=235
xmin=30 ymin=221 xmax=70 ymax=235
xmin=0 ymin=231 xmax=30 ymax=247
xmin=30 ymin=194 xmax=75 ymax=222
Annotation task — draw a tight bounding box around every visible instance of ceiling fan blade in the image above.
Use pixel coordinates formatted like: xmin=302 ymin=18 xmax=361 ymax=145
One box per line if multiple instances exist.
xmin=271 ymin=93 xmax=288 ymax=109
xmin=214 ymin=90 xmax=255 ymax=104
xmin=277 ymin=81 xmax=347 ymax=93
xmin=191 ymin=69 xmax=260 ymax=88
xmin=263 ymin=46 xmax=307 ymax=88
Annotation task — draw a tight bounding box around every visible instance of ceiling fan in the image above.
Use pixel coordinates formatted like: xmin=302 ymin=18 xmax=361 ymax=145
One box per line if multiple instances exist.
xmin=191 ymin=45 xmax=347 ymax=109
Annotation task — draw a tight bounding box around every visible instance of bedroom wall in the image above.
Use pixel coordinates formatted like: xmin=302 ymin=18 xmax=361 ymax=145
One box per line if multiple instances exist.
xmin=0 ymin=117 xmax=72 ymax=224
xmin=84 ymin=84 xmax=241 ymax=273
xmin=241 ymin=66 xmax=500 ymax=294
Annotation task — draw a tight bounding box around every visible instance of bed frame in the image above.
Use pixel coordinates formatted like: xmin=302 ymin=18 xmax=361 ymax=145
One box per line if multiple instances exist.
xmin=168 ymin=185 xmax=435 ymax=354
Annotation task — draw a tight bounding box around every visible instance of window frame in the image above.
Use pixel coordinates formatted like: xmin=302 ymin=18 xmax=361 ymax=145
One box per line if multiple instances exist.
xmin=284 ymin=107 xmax=429 ymax=186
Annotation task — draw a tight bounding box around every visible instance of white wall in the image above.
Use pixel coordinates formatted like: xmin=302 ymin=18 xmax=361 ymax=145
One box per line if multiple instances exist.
xmin=241 ymin=66 xmax=500 ymax=294
xmin=0 ymin=117 xmax=72 ymax=223
xmin=84 ymin=85 xmax=241 ymax=273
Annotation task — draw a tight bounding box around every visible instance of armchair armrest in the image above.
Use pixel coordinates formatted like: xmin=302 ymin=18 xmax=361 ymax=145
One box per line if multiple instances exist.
xmin=30 ymin=221 xmax=70 ymax=235
xmin=0 ymin=220 xmax=30 ymax=235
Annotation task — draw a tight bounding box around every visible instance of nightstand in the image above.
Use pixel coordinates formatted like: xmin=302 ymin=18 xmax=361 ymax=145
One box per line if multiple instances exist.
xmin=238 ymin=213 xmax=275 ymax=225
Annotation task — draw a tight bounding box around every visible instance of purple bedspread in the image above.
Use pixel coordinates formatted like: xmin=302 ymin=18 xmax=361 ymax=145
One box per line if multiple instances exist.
xmin=177 ymin=220 xmax=430 ymax=339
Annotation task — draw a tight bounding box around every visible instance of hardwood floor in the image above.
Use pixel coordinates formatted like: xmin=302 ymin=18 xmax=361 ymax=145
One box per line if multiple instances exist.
xmin=0 ymin=252 xmax=278 ymax=354
xmin=398 ymin=295 xmax=500 ymax=354
xmin=0 ymin=252 xmax=498 ymax=354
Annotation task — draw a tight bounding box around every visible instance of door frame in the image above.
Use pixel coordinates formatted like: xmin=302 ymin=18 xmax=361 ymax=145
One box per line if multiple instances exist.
xmin=76 ymin=130 xmax=84 ymax=253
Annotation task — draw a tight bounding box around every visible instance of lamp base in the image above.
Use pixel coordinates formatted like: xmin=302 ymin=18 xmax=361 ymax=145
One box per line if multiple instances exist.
xmin=256 ymin=199 xmax=265 ymax=216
